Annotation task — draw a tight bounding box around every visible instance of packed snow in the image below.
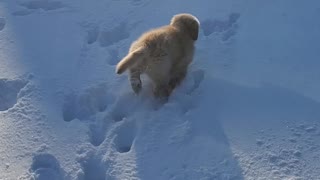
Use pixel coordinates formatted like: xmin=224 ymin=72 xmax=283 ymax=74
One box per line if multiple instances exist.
xmin=1 ymin=0 xmax=320 ymax=179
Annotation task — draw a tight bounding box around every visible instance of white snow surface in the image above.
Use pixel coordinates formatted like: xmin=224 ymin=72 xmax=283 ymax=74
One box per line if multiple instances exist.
xmin=1 ymin=0 xmax=320 ymax=179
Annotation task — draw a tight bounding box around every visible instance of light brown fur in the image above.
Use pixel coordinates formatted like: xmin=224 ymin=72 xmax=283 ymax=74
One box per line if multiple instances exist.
xmin=116 ymin=13 xmax=199 ymax=98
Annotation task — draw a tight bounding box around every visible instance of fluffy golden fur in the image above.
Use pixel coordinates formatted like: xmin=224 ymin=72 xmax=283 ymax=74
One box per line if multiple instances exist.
xmin=116 ymin=13 xmax=199 ymax=98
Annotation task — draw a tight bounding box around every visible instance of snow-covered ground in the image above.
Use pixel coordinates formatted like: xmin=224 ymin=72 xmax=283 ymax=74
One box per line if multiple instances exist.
xmin=1 ymin=0 xmax=320 ymax=179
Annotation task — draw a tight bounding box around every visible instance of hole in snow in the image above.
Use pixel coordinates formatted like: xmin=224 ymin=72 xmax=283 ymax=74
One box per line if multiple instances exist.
xmin=19 ymin=0 xmax=65 ymax=11
xmin=88 ymin=122 xmax=108 ymax=147
xmin=62 ymin=83 xmax=114 ymax=122
xmin=107 ymin=48 xmax=120 ymax=66
xmin=86 ymin=26 xmax=99 ymax=45
xmin=187 ymin=69 xmax=205 ymax=95
xmin=117 ymin=146 xmax=131 ymax=153
xmin=78 ymin=154 xmax=106 ymax=180
xmin=0 ymin=18 xmax=5 ymax=31
xmin=30 ymin=153 xmax=64 ymax=180
xmin=98 ymin=23 xmax=130 ymax=47
xmin=114 ymin=121 xmax=136 ymax=153
xmin=201 ymin=12 xmax=240 ymax=40
xmin=0 ymin=78 xmax=28 ymax=111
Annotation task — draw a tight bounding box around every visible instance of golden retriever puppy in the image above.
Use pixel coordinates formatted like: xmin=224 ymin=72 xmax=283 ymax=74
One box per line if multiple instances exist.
xmin=116 ymin=13 xmax=199 ymax=98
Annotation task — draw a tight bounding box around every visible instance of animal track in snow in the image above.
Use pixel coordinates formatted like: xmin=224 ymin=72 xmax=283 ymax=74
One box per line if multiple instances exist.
xmin=109 ymin=94 xmax=141 ymax=122
xmin=62 ymin=83 xmax=114 ymax=122
xmin=78 ymin=153 xmax=106 ymax=180
xmin=13 ymin=0 xmax=66 ymax=16
xmin=110 ymin=107 xmax=128 ymax=122
xmin=19 ymin=0 xmax=64 ymax=11
xmin=114 ymin=121 xmax=136 ymax=153
xmin=0 ymin=78 xmax=28 ymax=111
xmin=186 ymin=69 xmax=205 ymax=94
xmin=201 ymin=13 xmax=240 ymax=41
xmin=30 ymin=153 xmax=64 ymax=180
xmin=130 ymin=0 xmax=149 ymax=6
xmin=168 ymin=69 xmax=204 ymax=114
xmin=83 ymin=22 xmax=131 ymax=47
xmin=131 ymin=0 xmax=143 ymax=5
xmin=12 ymin=10 xmax=34 ymax=16
xmin=106 ymin=48 xmax=120 ymax=66
xmin=177 ymin=69 xmax=205 ymax=95
xmin=85 ymin=25 xmax=99 ymax=45
xmin=88 ymin=118 xmax=109 ymax=146
xmin=88 ymin=94 xmax=140 ymax=146
xmin=98 ymin=23 xmax=130 ymax=47
xmin=0 ymin=18 xmax=5 ymax=31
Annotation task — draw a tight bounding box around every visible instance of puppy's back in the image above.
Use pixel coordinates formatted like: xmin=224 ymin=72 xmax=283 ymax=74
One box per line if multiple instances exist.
xmin=131 ymin=26 xmax=178 ymax=51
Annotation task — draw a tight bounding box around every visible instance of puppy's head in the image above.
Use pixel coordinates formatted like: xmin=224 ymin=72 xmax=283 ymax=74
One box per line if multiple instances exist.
xmin=170 ymin=13 xmax=200 ymax=41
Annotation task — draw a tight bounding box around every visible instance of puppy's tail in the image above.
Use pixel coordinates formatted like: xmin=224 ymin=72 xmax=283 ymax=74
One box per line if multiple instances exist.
xmin=116 ymin=46 xmax=146 ymax=74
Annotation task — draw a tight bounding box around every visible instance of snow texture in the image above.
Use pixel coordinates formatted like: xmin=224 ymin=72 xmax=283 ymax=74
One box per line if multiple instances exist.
xmin=1 ymin=0 xmax=320 ymax=179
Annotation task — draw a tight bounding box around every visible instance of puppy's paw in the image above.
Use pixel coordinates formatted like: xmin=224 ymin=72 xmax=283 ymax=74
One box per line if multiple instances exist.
xmin=130 ymin=79 xmax=142 ymax=94
xmin=153 ymin=85 xmax=170 ymax=98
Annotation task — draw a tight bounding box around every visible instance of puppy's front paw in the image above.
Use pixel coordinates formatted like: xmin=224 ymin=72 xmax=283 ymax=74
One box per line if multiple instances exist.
xmin=131 ymin=79 xmax=142 ymax=94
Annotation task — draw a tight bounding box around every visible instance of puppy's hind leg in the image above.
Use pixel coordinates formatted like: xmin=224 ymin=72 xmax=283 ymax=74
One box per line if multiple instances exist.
xmin=129 ymin=68 xmax=142 ymax=94
xmin=153 ymin=83 xmax=170 ymax=99
xmin=168 ymin=69 xmax=187 ymax=91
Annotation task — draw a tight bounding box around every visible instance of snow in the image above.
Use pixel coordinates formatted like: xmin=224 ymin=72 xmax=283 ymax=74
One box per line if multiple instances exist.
xmin=0 ymin=0 xmax=320 ymax=179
